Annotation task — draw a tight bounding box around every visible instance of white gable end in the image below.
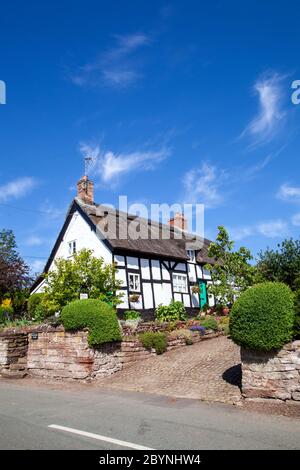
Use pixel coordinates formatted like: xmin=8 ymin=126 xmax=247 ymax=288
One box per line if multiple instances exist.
xmin=53 ymin=211 xmax=113 ymax=267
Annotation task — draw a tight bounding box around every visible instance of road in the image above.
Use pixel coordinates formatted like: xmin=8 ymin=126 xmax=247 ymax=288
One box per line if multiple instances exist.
xmin=0 ymin=379 xmax=299 ymax=450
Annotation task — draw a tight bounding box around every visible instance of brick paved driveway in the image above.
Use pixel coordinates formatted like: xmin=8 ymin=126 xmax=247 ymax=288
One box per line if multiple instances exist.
xmin=97 ymin=336 xmax=242 ymax=404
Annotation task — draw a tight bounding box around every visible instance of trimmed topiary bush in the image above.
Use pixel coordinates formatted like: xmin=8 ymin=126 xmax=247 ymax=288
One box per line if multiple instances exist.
xmin=139 ymin=331 xmax=168 ymax=354
xmin=230 ymin=282 xmax=295 ymax=351
xmin=61 ymin=299 xmax=121 ymax=347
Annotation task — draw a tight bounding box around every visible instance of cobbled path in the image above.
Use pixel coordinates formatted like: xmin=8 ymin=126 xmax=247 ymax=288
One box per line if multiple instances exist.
xmin=97 ymin=336 xmax=242 ymax=404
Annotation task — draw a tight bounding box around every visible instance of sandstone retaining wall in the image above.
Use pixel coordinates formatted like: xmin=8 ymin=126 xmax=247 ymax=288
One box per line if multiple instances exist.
xmin=27 ymin=329 xmax=122 ymax=380
xmin=0 ymin=326 xmax=221 ymax=381
xmin=0 ymin=332 xmax=28 ymax=378
xmin=241 ymin=341 xmax=300 ymax=401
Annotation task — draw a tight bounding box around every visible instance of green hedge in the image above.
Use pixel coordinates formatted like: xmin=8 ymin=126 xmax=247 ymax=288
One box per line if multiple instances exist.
xmin=230 ymin=282 xmax=294 ymax=351
xmin=139 ymin=331 xmax=168 ymax=354
xmin=61 ymin=299 xmax=121 ymax=347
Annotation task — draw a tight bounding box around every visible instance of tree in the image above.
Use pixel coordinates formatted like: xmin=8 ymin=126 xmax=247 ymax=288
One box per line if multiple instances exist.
xmin=0 ymin=229 xmax=32 ymax=304
xmin=204 ymin=226 xmax=255 ymax=307
xmin=256 ymin=238 xmax=300 ymax=290
xmin=43 ymin=248 xmax=123 ymax=312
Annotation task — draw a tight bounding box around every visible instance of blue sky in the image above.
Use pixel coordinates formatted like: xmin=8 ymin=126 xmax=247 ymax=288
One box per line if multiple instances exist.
xmin=1 ymin=0 xmax=300 ymax=273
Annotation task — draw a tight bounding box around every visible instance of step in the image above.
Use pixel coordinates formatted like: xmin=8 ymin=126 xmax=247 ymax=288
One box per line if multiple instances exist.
xmin=9 ymin=363 xmax=26 ymax=371
xmin=1 ymin=370 xmax=27 ymax=379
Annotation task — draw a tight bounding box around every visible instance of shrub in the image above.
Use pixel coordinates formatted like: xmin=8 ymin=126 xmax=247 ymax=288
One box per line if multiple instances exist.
xmin=0 ymin=305 xmax=13 ymax=323
xmin=156 ymin=300 xmax=187 ymax=322
xmin=28 ymin=293 xmax=44 ymax=317
xmin=200 ymin=316 xmax=218 ymax=331
xmin=27 ymin=293 xmax=56 ymax=322
xmin=43 ymin=249 xmax=123 ymax=310
xmin=124 ymin=310 xmax=141 ymax=321
xmin=293 ymin=288 xmax=300 ymax=339
xmin=218 ymin=316 xmax=230 ymax=335
xmin=169 ymin=328 xmax=194 ymax=345
xmin=61 ymin=299 xmax=121 ymax=347
xmin=230 ymin=282 xmax=295 ymax=351
xmin=189 ymin=325 xmax=206 ymax=336
xmin=139 ymin=331 xmax=168 ymax=354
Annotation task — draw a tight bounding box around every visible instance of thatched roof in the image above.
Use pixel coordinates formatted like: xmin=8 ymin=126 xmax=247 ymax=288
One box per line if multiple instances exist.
xmin=77 ymin=198 xmax=215 ymax=264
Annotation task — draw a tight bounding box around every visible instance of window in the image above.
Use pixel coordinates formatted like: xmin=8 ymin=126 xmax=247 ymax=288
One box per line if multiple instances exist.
xmin=172 ymin=273 xmax=188 ymax=293
xmin=187 ymin=249 xmax=195 ymax=263
xmin=129 ymin=273 xmax=140 ymax=292
xmin=68 ymin=240 xmax=77 ymax=256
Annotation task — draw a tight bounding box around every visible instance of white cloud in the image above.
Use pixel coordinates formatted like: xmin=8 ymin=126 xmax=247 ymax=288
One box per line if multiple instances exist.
xmin=102 ymin=69 xmax=140 ymax=87
xmin=80 ymin=143 xmax=170 ymax=184
xmin=242 ymin=73 xmax=285 ymax=145
xmin=24 ymin=235 xmax=43 ymax=247
xmin=183 ymin=163 xmax=224 ymax=209
xmin=292 ymin=213 xmax=300 ymax=226
xmin=230 ymin=226 xmax=255 ymax=241
xmin=230 ymin=219 xmax=288 ymax=240
xmin=257 ymin=220 xmax=288 ymax=237
xmin=277 ymin=183 xmax=300 ymax=203
xmin=0 ymin=177 xmax=37 ymax=202
xmin=71 ymin=33 xmax=149 ymax=88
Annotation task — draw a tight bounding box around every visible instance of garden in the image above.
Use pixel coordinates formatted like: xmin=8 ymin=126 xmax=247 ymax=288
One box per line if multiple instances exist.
xmin=1 ymin=226 xmax=300 ymax=376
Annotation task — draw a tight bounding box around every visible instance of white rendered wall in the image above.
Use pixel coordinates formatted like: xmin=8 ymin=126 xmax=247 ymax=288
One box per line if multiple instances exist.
xmin=151 ymin=260 xmax=161 ymax=280
xmin=33 ymin=211 xmax=113 ymax=292
xmin=141 ymin=258 xmax=150 ymax=279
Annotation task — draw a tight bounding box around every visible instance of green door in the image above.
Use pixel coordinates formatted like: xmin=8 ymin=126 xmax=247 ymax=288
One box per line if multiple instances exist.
xmin=199 ymin=280 xmax=207 ymax=308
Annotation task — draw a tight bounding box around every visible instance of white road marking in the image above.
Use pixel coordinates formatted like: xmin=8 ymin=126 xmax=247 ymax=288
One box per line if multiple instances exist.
xmin=48 ymin=424 xmax=155 ymax=450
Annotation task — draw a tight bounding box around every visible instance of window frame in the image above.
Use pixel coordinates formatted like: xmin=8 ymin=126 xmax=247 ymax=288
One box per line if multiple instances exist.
xmin=68 ymin=240 xmax=77 ymax=256
xmin=128 ymin=272 xmax=141 ymax=292
xmin=172 ymin=273 xmax=188 ymax=293
xmin=187 ymin=249 xmax=196 ymax=263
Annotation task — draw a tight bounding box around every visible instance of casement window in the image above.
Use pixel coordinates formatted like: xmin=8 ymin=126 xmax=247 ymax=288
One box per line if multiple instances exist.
xmin=172 ymin=273 xmax=188 ymax=293
xmin=68 ymin=240 xmax=77 ymax=256
xmin=187 ymin=249 xmax=196 ymax=263
xmin=129 ymin=273 xmax=140 ymax=292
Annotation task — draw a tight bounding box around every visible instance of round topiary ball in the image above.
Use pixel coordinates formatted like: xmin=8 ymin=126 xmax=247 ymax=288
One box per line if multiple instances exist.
xmin=61 ymin=299 xmax=121 ymax=347
xmin=230 ymin=282 xmax=295 ymax=351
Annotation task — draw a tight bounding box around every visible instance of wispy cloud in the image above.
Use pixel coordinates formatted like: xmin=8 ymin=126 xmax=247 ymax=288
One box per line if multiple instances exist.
xmin=0 ymin=177 xmax=37 ymax=203
xmin=292 ymin=213 xmax=300 ymax=226
xmin=24 ymin=235 xmax=44 ymax=247
xmin=230 ymin=219 xmax=288 ymax=241
xmin=277 ymin=183 xmax=300 ymax=203
xmin=257 ymin=220 xmax=288 ymax=237
xmin=183 ymin=163 xmax=225 ymax=209
xmin=71 ymin=33 xmax=150 ymax=89
xmin=80 ymin=143 xmax=170 ymax=184
xmin=241 ymin=73 xmax=286 ymax=146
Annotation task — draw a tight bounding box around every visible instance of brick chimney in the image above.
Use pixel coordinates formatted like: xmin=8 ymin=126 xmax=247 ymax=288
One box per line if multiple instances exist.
xmin=77 ymin=175 xmax=94 ymax=205
xmin=168 ymin=213 xmax=188 ymax=231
